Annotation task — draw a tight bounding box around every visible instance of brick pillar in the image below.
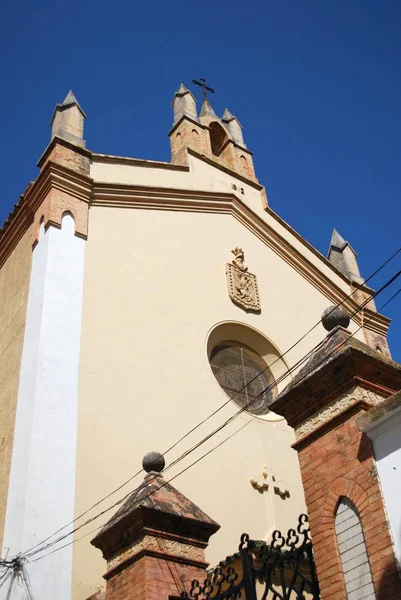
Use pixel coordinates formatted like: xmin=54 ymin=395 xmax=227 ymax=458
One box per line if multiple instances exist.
xmin=91 ymin=453 xmax=220 ymax=600
xmin=269 ymin=327 xmax=401 ymax=600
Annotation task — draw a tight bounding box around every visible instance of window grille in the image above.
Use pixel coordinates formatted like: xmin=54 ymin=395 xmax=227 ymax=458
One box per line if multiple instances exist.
xmin=210 ymin=342 xmax=276 ymax=415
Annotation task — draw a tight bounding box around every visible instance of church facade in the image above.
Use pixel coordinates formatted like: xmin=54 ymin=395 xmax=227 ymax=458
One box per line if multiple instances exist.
xmin=0 ymin=86 xmax=392 ymax=599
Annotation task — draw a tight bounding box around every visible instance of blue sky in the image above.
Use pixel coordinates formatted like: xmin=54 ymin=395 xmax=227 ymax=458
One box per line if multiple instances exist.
xmin=1 ymin=0 xmax=400 ymax=359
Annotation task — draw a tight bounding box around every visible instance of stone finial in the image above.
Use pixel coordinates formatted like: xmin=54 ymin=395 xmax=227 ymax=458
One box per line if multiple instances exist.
xmin=321 ymin=305 xmax=350 ymax=332
xmin=327 ymin=228 xmax=363 ymax=284
xmin=172 ymin=83 xmax=198 ymax=125
xmin=222 ymin=108 xmax=245 ymax=147
xmin=50 ymin=90 xmax=86 ymax=147
xmin=142 ymin=451 xmax=165 ymax=473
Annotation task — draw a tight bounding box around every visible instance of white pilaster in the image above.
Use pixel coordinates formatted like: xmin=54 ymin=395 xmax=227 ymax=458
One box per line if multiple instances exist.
xmin=367 ymin=408 xmax=401 ymax=567
xmin=1 ymin=214 xmax=85 ymax=600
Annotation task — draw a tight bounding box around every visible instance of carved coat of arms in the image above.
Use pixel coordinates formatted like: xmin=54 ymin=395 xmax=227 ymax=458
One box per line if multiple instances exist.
xmin=226 ymin=248 xmax=260 ymax=312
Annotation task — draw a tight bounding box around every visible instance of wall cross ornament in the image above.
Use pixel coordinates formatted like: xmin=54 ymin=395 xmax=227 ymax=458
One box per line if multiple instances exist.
xmin=226 ymin=248 xmax=260 ymax=312
xmin=250 ymin=466 xmax=289 ymax=498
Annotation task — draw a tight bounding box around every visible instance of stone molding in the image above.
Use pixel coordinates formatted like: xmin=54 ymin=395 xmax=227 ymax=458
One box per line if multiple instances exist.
xmin=294 ymin=384 xmax=385 ymax=439
xmin=107 ymin=534 xmax=205 ymax=573
xmin=0 ymin=161 xmax=92 ymax=266
xmin=90 ymin=182 xmax=387 ymax=336
xmin=0 ymin=151 xmax=389 ymax=340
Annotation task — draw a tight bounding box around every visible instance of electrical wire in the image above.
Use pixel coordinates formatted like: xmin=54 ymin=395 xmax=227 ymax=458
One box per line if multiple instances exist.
xmin=27 ymin=283 xmax=401 ymax=568
xmin=19 ymin=253 xmax=401 ymax=559
xmin=28 ymin=419 xmax=253 ymax=564
xmin=24 ymin=281 xmax=401 ymax=563
xmin=23 ymin=333 xmax=330 ymax=559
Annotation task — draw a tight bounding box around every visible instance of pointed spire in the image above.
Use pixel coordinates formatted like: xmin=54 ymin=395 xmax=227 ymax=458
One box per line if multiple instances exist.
xmin=50 ymin=90 xmax=86 ymax=124
xmin=330 ymin=228 xmax=346 ymax=250
xmin=221 ymin=108 xmax=245 ymax=146
xmin=174 ymin=83 xmax=191 ymax=96
xmin=222 ymin=107 xmax=234 ymax=121
xmin=50 ymin=90 xmax=86 ymax=147
xmin=172 ymin=82 xmax=197 ymax=124
xmin=328 ymin=228 xmax=358 ymax=255
xmin=199 ymin=99 xmax=217 ymax=118
xmin=59 ymin=90 xmax=87 ymax=116
xmin=328 ymin=228 xmax=363 ymax=283
xmin=172 ymin=82 xmax=197 ymax=103
xmin=63 ymin=90 xmax=77 ymax=104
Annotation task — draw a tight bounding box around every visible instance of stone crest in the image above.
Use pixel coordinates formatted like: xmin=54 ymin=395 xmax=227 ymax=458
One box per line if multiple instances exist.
xmin=226 ymin=247 xmax=260 ymax=312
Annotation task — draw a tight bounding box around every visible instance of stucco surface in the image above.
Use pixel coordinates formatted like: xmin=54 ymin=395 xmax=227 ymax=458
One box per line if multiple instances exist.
xmin=90 ymin=152 xmax=353 ymax=295
xmin=73 ymin=204 xmax=364 ymax=599
xmin=0 ymin=227 xmax=32 ymax=548
xmin=1 ymin=216 xmax=85 ymax=600
xmin=370 ymin=410 xmax=401 ymax=565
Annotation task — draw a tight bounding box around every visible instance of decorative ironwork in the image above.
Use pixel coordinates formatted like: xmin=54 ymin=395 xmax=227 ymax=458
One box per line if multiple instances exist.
xmin=182 ymin=514 xmax=320 ymax=600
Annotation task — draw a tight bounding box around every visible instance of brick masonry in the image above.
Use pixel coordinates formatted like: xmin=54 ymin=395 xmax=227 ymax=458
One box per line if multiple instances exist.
xmin=105 ymin=553 xmax=207 ymax=600
xmin=91 ymin=472 xmax=220 ymax=600
xmin=169 ymin=114 xmax=257 ymax=182
xmin=269 ymin=328 xmax=401 ymax=599
xmin=297 ymin=414 xmax=401 ymax=599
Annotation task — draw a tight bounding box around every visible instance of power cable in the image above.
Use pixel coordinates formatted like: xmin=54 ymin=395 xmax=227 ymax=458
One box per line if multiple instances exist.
xmin=24 ymin=281 xmax=401 ymax=563
xmin=23 ymin=333 xmax=328 ymax=559
xmin=20 ymin=254 xmax=401 ymax=559
xmin=26 ymin=282 xmax=401 ymax=568
xmin=28 ymin=419 xmax=252 ymax=564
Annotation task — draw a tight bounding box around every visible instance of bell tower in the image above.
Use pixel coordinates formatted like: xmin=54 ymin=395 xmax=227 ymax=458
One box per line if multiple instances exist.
xmin=169 ymin=82 xmax=257 ymax=182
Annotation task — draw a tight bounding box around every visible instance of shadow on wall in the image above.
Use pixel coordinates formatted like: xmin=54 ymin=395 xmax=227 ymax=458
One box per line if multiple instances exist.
xmin=377 ymin=556 xmax=401 ymax=598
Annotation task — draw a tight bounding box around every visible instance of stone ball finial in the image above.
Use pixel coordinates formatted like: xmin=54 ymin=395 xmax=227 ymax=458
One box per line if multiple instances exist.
xmin=321 ymin=305 xmax=351 ymax=332
xmin=142 ymin=451 xmax=165 ymax=473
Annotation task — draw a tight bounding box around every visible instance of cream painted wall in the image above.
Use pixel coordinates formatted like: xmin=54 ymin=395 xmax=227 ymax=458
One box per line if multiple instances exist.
xmin=90 ymin=153 xmax=352 ymax=294
xmin=72 ymin=205 xmax=364 ymax=599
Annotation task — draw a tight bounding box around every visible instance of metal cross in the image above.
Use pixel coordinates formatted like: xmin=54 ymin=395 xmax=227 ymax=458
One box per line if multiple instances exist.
xmin=192 ymin=77 xmax=215 ymax=101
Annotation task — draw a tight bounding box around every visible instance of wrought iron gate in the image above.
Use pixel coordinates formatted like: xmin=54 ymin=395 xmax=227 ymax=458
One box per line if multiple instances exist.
xmin=182 ymin=514 xmax=320 ymax=600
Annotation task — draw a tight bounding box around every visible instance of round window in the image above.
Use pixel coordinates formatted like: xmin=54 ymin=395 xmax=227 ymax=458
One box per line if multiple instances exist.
xmin=209 ymin=342 xmax=276 ymax=415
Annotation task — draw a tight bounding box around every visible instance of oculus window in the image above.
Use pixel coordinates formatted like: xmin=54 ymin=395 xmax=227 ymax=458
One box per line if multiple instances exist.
xmin=210 ymin=342 xmax=276 ymax=415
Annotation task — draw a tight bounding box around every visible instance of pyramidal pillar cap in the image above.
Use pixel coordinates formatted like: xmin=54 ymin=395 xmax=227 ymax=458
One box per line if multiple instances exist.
xmin=91 ymin=453 xmax=220 ymax=561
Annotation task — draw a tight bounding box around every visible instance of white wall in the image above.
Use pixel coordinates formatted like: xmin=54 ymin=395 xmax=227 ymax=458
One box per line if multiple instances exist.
xmin=369 ymin=407 xmax=401 ymax=566
xmin=1 ymin=215 xmax=85 ymax=600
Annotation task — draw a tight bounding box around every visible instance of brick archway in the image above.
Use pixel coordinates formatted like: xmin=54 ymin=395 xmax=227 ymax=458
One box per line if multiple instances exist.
xmin=321 ymin=477 xmax=369 ymax=523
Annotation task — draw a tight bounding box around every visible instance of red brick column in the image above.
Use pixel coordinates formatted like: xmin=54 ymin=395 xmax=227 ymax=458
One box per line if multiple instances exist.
xmin=296 ymin=413 xmax=400 ymax=599
xmin=104 ymin=550 xmax=208 ymax=600
xmin=91 ymin=454 xmax=219 ymax=600
xmin=269 ymin=327 xmax=401 ymax=600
